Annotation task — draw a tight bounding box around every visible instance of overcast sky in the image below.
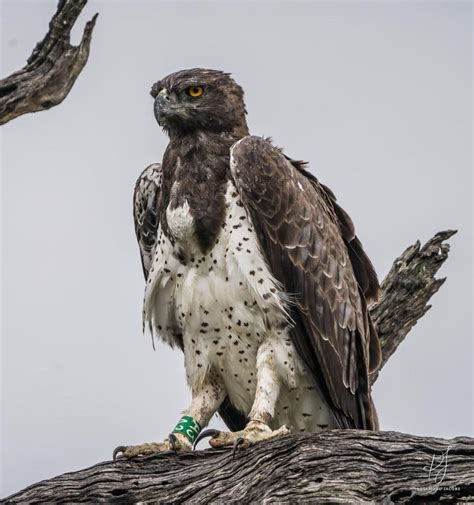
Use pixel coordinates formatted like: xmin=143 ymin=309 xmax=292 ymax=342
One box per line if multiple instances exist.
xmin=1 ymin=0 xmax=472 ymax=497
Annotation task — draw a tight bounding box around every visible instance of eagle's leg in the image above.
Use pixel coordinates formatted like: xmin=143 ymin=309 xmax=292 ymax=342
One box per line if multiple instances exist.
xmin=113 ymin=373 xmax=225 ymax=460
xmin=197 ymin=339 xmax=291 ymax=451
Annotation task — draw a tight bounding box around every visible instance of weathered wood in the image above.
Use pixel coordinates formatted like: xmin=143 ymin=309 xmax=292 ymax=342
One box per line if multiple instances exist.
xmin=3 ymin=431 xmax=473 ymax=503
xmin=0 ymin=0 xmax=98 ymax=125
xmin=370 ymin=229 xmax=457 ymax=383
xmin=2 ymin=230 xmax=464 ymax=503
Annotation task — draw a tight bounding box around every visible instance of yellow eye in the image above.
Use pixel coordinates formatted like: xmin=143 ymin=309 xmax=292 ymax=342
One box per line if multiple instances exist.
xmin=187 ymin=86 xmax=204 ymax=98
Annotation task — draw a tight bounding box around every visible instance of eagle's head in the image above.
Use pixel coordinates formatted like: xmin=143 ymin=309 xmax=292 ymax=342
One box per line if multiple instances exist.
xmin=150 ymin=68 xmax=248 ymax=137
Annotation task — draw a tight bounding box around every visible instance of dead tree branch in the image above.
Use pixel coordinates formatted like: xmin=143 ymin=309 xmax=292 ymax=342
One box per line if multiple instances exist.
xmin=0 ymin=0 xmax=98 ymax=125
xmin=2 ymin=230 xmax=466 ymax=503
xmin=370 ymin=229 xmax=457 ymax=383
xmin=3 ymin=431 xmax=473 ymax=503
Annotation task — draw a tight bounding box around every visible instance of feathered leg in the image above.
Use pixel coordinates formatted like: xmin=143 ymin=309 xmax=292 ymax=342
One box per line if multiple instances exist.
xmin=114 ymin=373 xmax=225 ymax=460
xmin=195 ymin=339 xmax=291 ymax=453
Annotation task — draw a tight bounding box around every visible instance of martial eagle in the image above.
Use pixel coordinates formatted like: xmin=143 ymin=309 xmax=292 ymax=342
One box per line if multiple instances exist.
xmin=114 ymin=69 xmax=381 ymax=459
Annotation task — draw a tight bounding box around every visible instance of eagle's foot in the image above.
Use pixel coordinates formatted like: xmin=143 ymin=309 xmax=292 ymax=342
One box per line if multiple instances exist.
xmin=194 ymin=420 xmax=291 ymax=453
xmin=113 ymin=433 xmax=191 ymax=460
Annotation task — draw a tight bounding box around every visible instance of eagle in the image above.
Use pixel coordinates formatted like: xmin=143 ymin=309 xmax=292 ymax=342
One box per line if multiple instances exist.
xmin=114 ymin=68 xmax=382 ymax=459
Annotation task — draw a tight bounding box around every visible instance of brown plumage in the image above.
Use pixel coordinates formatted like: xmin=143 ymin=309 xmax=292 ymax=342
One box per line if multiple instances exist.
xmin=231 ymin=137 xmax=381 ymax=429
xmin=133 ymin=68 xmax=381 ymax=434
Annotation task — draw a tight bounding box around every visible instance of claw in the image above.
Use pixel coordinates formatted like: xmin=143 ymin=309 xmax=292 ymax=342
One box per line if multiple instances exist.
xmin=168 ymin=433 xmax=179 ymax=453
xmin=113 ymin=445 xmax=127 ymax=461
xmin=232 ymin=437 xmax=247 ymax=459
xmin=193 ymin=428 xmax=221 ymax=451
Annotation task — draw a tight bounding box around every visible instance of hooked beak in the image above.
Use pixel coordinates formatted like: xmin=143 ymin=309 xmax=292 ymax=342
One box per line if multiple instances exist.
xmin=154 ymin=89 xmax=171 ymax=126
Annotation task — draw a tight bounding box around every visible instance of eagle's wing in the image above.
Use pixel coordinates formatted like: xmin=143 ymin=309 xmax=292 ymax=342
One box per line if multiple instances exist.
xmin=230 ymin=136 xmax=381 ymax=430
xmin=133 ymin=163 xmax=248 ymax=431
xmin=133 ymin=164 xmax=162 ymax=279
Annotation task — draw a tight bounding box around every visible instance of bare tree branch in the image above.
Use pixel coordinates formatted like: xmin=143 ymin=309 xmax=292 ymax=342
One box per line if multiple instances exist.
xmin=0 ymin=0 xmax=98 ymax=125
xmin=3 ymin=431 xmax=473 ymax=503
xmin=370 ymin=230 xmax=457 ymax=383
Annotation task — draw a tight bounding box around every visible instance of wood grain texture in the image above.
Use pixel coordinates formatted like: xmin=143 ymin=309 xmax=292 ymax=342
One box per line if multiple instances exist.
xmin=0 ymin=0 xmax=97 ymax=125
xmin=370 ymin=229 xmax=457 ymax=384
xmin=4 ymin=431 xmax=473 ymax=503
xmin=2 ymin=230 xmax=465 ymax=503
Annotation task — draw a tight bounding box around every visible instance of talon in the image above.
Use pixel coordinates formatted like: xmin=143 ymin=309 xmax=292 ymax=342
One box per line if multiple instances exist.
xmin=232 ymin=437 xmax=246 ymax=459
xmin=193 ymin=428 xmax=221 ymax=450
xmin=168 ymin=433 xmax=178 ymax=453
xmin=113 ymin=445 xmax=127 ymax=461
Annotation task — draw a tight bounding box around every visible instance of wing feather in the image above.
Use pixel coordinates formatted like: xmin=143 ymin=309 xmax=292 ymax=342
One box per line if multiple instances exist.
xmin=133 ymin=164 xmax=162 ymax=279
xmin=230 ymin=136 xmax=381 ymax=429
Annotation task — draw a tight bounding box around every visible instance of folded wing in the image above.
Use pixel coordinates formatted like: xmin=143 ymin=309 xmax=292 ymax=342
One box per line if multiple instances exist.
xmin=133 ymin=164 xmax=162 ymax=279
xmin=230 ymin=136 xmax=381 ymax=430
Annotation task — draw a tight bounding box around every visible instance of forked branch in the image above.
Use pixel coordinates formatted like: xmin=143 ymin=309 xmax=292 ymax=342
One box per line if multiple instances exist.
xmin=0 ymin=0 xmax=98 ymax=125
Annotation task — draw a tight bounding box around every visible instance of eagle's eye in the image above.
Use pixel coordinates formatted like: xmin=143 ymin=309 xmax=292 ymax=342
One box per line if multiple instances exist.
xmin=186 ymin=86 xmax=204 ymax=98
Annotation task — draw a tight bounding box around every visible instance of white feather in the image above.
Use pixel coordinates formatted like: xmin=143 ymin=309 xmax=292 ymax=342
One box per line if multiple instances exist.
xmin=142 ymin=179 xmax=336 ymax=430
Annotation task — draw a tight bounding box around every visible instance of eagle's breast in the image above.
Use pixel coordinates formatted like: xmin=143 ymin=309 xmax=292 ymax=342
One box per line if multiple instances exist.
xmin=143 ymin=178 xmax=335 ymax=429
xmin=144 ymin=181 xmax=294 ymax=409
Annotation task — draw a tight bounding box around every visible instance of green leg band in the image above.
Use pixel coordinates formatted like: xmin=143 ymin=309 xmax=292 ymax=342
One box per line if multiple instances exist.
xmin=172 ymin=415 xmax=202 ymax=444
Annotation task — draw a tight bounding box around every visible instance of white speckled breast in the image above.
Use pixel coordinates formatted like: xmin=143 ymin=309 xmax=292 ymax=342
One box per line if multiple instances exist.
xmin=143 ymin=180 xmax=337 ymax=431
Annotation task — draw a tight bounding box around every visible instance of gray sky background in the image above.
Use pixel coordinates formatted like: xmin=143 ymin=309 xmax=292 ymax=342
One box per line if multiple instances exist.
xmin=1 ymin=0 xmax=472 ymax=497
